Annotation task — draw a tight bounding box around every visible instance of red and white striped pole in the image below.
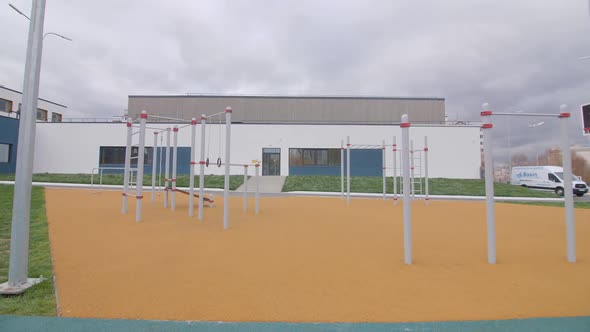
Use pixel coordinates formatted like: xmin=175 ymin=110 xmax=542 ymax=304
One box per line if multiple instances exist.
xmin=135 ymin=111 xmax=148 ymax=222
xmin=243 ymin=165 xmax=249 ymax=212
xmin=151 ymin=131 xmax=158 ymax=203
xmin=255 ymin=163 xmax=260 ymax=214
xmin=382 ymin=139 xmax=386 ymax=200
xmin=198 ymin=115 xmax=206 ymax=220
xmin=393 ymin=136 xmax=398 ymax=206
xmin=559 ymin=105 xmax=576 ymax=262
xmin=410 ymin=139 xmax=415 ymax=199
xmin=171 ymin=126 xmax=178 ymax=211
xmin=346 ymin=136 xmax=351 ymax=205
xmin=223 ymin=107 xmax=232 ymax=230
xmin=340 ymin=140 xmax=344 ymax=200
xmin=122 ymin=117 xmax=132 ymax=214
xmin=164 ymin=128 xmax=171 ymax=209
xmin=424 ymin=136 xmax=429 ymax=206
xmin=189 ymin=118 xmax=197 ymax=217
xmin=481 ymin=103 xmax=496 ymax=264
xmin=401 ymin=114 xmax=412 ymax=264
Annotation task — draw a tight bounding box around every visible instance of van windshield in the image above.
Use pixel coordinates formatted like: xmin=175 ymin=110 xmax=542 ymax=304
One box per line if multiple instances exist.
xmin=555 ymin=172 xmax=582 ymax=181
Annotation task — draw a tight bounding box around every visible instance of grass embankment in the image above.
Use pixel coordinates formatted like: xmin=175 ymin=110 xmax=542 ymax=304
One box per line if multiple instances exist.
xmin=0 ymin=174 xmax=245 ymax=191
xmin=0 ymin=185 xmax=57 ymax=315
xmin=282 ymin=176 xmax=557 ymax=198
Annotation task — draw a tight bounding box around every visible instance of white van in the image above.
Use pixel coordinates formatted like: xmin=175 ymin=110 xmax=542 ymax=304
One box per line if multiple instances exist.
xmin=511 ymin=166 xmax=588 ymax=196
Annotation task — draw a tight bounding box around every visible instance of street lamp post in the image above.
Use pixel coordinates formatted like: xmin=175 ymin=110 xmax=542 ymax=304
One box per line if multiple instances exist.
xmin=528 ymin=121 xmax=545 ymax=166
xmin=0 ymin=0 xmax=68 ymax=295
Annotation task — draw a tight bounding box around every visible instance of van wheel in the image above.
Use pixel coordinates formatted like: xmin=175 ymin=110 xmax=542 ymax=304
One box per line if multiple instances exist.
xmin=555 ymin=187 xmax=564 ymax=196
xmin=576 ymin=193 xmax=585 ymax=197
xmin=521 ymin=184 xmax=527 ymax=188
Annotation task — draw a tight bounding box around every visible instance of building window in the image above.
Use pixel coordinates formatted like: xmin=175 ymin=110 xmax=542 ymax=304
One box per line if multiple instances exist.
xmin=37 ymin=108 xmax=48 ymax=121
xmin=0 ymin=143 xmax=10 ymax=163
xmin=99 ymin=146 xmax=152 ymax=165
xmin=0 ymin=98 xmax=13 ymax=113
xmin=289 ymin=148 xmax=340 ymax=167
xmin=51 ymin=112 xmax=63 ymax=122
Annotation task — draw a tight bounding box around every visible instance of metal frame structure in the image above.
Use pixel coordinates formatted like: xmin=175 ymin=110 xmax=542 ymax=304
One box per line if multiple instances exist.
xmin=122 ymin=108 xmax=260 ymax=229
xmin=341 ymin=135 xmax=429 ymax=207
xmin=480 ymin=103 xmax=576 ymax=264
xmin=341 ymin=137 xmax=387 ymax=204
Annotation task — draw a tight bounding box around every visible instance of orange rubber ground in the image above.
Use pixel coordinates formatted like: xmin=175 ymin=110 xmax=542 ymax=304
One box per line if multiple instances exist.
xmin=45 ymin=188 xmax=590 ymax=322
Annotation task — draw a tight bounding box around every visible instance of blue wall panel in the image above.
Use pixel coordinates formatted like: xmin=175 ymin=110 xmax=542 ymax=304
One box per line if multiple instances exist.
xmin=289 ymin=149 xmax=382 ymax=176
xmin=99 ymin=147 xmax=193 ymax=175
xmin=0 ymin=116 xmax=19 ymax=174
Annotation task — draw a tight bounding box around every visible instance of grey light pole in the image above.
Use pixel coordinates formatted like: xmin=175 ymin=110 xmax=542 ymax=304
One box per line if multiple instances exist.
xmin=528 ymin=121 xmax=545 ymax=166
xmin=0 ymin=0 xmax=47 ymax=295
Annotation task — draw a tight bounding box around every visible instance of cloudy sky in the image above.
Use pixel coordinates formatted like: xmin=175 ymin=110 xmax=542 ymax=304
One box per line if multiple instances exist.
xmin=2 ymin=0 xmax=590 ymax=162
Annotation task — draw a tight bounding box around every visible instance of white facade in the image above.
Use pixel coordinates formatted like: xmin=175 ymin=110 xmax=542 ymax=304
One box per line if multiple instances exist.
xmin=0 ymin=86 xmax=66 ymax=122
xmin=34 ymin=122 xmax=481 ymax=178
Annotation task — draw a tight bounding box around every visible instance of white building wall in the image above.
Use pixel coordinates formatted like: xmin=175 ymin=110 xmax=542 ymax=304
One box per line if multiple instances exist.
xmin=0 ymin=86 xmax=66 ymax=121
xmin=34 ymin=122 xmax=481 ymax=178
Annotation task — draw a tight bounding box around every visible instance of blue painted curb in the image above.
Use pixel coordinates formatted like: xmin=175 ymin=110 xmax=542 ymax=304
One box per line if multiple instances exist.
xmin=1 ymin=315 xmax=589 ymax=332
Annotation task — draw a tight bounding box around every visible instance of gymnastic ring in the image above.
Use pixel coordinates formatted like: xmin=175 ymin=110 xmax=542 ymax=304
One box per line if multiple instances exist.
xmin=217 ymin=158 xmax=222 ymax=167
xmin=206 ymin=158 xmax=210 ymax=167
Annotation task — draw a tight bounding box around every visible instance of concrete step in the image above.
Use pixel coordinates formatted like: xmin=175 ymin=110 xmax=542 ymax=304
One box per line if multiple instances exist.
xmin=234 ymin=176 xmax=286 ymax=193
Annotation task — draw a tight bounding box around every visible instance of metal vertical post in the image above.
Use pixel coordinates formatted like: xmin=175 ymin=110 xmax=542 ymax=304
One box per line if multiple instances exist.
xmin=559 ymin=105 xmax=576 ymax=262
xmin=346 ymin=136 xmax=351 ymax=205
xmin=340 ymin=140 xmax=344 ymax=200
xmin=481 ymin=103 xmax=496 ymax=264
xmin=2 ymin=0 xmax=46 ymax=293
xmin=189 ymin=118 xmax=197 ymax=217
xmin=410 ymin=140 xmax=415 ymax=199
xmin=223 ymin=108 xmax=232 ymax=229
xmin=158 ymin=134 xmax=163 ymax=194
xmin=151 ymin=131 xmax=158 ymax=203
xmin=198 ymin=115 xmax=206 ymax=220
xmin=171 ymin=126 xmax=178 ymax=210
xmin=135 ymin=111 xmax=147 ymax=222
xmin=401 ymin=114 xmax=412 ymax=264
xmin=243 ymin=165 xmax=248 ymax=212
xmin=122 ymin=118 xmax=132 ymax=213
xmin=164 ymin=128 xmax=170 ymax=208
xmin=393 ymin=136 xmax=398 ymax=206
xmin=382 ymin=139 xmax=386 ymax=200
xmin=424 ymin=136 xmax=429 ymax=206
xmin=255 ymin=163 xmax=260 ymax=214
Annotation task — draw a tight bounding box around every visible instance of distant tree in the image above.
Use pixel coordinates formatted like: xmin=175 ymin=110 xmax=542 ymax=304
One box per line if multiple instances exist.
xmin=511 ymin=152 xmax=530 ymax=166
xmin=541 ymin=148 xmax=562 ymax=166
xmin=531 ymin=148 xmax=589 ymax=182
xmin=572 ymin=152 xmax=590 ymax=183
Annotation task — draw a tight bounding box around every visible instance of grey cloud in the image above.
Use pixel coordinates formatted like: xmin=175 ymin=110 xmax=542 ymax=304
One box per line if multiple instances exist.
xmin=2 ymin=0 xmax=590 ymax=156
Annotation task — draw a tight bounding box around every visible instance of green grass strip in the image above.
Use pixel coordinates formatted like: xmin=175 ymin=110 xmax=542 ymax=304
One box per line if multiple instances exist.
xmin=283 ymin=176 xmax=557 ymax=198
xmin=0 ymin=185 xmax=57 ymax=315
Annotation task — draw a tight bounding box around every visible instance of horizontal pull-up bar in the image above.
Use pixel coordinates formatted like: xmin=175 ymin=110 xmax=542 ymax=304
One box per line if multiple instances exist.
xmin=176 ymin=123 xmax=192 ymax=130
xmin=486 ymin=112 xmax=561 ymax=118
xmin=148 ymin=115 xmax=192 ymax=123
xmin=203 ymin=111 xmax=227 ymax=119
xmin=133 ymin=125 xmax=165 ymax=131
xmin=350 ymin=144 xmax=387 ymax=147
xmin=219 ymin=162 xmax=259 ymax=167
